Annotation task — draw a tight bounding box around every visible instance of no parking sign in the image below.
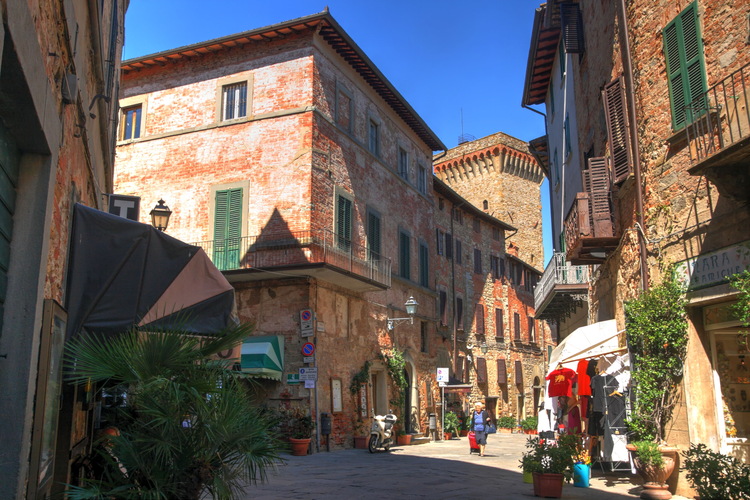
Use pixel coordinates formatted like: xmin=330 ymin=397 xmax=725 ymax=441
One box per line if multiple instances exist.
xmin=301 ymin=342 xmax=315 ymax=356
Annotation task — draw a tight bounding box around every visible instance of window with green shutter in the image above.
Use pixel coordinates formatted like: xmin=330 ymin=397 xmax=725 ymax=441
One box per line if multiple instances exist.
xmin=0 ymin=121 xmax=19 ymax=333
xmin=367 ymin=209 xmax=381 ymax=260
xmin=663 ymin=1 xmax=707 ymax=130
xmin=214 ymin=188 xmax=242 ymax=270
xmin=399 ymin=230 xmax=410 ymax=280
xmin=337 ymin=194 xmax=352 ymax=251
xmin=419 ymin=241 xmax=429 ymax=287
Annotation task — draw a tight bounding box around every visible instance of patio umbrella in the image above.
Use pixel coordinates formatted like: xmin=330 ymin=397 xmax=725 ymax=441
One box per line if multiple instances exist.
xmin=66 ymin=203 xmax=236 ymax=339
xmin=547 ymin=320 xmax=622 ymax=376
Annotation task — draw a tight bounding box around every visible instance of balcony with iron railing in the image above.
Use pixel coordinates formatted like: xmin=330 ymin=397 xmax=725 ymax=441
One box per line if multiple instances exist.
xmin=685 ymin=61 xmax=750 ymax=201
xmin=190 ymin=228 xmax=391 ymax=292
xmin=534 ymin=253 xmax=589 ymax=320
xmin=563 ymin=191 xmax=619 ymax=265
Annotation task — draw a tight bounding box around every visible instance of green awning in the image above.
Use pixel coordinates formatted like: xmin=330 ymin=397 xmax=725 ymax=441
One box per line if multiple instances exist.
xmin=240 ymin=335 xmax=284 ymax=380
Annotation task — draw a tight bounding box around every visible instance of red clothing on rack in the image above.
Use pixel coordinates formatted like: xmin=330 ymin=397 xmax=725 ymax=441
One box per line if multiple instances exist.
xmin=577 ymin=359 xmax=592 ymax=396
xmin=546 ymin=367 xmax=577 ymax=397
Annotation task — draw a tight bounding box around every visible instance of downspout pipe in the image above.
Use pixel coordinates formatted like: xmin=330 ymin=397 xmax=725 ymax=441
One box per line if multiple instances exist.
xmin=618 ymin=0 xmax=649 ymax=291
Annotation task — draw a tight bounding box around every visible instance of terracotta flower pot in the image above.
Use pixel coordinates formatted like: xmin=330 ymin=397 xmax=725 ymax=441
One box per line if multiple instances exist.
xmin=353 ymin=435 xmax=368 ymax=449
xmin=628 ymin=445 xmax=678 ymax=500
xmin=289 ymin=437 xmax=311 ymax=456
xmin=397 ymin=434 xmax=412 ymax=445
xmin=532 ymin=472 xmax=564 ymax=498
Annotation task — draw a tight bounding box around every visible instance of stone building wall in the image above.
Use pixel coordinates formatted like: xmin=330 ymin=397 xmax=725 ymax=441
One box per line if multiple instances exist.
xmin=564 ymin=0 xmax=750 ymax=495
xmin=434 ymin=132 xmax=546 ymax=270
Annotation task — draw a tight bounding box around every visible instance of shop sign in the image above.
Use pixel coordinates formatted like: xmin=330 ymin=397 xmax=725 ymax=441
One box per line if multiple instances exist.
xmin=674 ymin=241 xmax=750 ymax=291
xmin=286 ymin=373 xmax=301 ymax=384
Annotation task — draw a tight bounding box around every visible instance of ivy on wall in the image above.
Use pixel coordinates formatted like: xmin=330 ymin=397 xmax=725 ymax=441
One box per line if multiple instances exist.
xmin=625 ymin=269 xmax=688 ymax=442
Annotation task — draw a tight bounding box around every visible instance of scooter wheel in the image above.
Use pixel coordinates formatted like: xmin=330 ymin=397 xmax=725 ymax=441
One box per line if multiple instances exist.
xmin=368 ymin=435 xmax=379 ymax=453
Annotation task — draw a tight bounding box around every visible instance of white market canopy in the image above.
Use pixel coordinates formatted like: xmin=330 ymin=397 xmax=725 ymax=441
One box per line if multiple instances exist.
xmin=547 ymin=320 xmax=624 ymax=376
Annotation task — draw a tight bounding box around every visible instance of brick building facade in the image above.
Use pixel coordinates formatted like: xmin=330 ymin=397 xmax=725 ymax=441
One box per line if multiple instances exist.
xmin=115 ymin=11 xmax=551 ymax=451
xmin=524 ymin=0 xmax=750 ymax=495
xmin=433 ymin=179 xmax=552 ymax=424
xmin=115 ymin=12 xmax=449 ymax=450
xmin=0 ymin=1 xmax=129 ymax=497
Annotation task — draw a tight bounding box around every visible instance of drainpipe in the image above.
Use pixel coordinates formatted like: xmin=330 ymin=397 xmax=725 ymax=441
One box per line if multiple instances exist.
xmin=618 ymin=0 xmax=649 ymax=291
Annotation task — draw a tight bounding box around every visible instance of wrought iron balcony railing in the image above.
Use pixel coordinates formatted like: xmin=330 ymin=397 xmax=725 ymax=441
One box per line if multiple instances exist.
xmin=685 ymin=62 xmax=750 ymax=166
xmin=190 ymin=228 xmax=391 ymax=288
xmin=534 ymin=253 xmax=589 ymax=319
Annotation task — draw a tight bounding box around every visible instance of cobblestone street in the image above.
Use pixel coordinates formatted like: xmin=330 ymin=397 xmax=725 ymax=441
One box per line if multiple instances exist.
xmin=241 ymin=433 xmax=690 ymax=500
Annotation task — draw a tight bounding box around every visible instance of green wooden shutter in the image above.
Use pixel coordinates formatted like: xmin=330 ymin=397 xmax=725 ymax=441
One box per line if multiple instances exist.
xmin=663 ymin=2 xmax=706 ymax=130
xmin=214 ymin=188 xmax=242 ymax=270
xmin=337 ymin=195 xmax=352 ymax=251
xmin=399 ymin=231 xmax=410 ymax=280
xmin=419 ymin=242 xmax=429 ymax=287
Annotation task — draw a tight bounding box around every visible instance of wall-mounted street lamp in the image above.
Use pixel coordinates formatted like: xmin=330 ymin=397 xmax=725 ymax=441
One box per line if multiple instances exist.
xmin=150 ymin=199 xmax=172 ymax=232
xmin=387 ymin=296 xmax=418 ymax=331
xmin=480 ymin=342 xmax=489 ymax=355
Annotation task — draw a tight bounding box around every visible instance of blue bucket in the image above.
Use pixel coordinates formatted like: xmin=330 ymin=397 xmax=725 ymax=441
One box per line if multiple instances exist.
xmin=573 ymin=463 xmax=590 ymax=487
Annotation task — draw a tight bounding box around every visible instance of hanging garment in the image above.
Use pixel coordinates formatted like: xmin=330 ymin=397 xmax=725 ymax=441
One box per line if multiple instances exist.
xmin=601 ymin=353 xmax=631 ymax=393
xmin=567 ymin=405 xmax=581 ymax=434
xmin=577 ymin=359 xmax=592 ymax=396
xmin=546 ymin=367 xmax=577 ymax=397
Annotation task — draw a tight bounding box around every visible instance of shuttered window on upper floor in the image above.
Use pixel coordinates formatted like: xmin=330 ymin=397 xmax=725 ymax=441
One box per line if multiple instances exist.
xmin=214 ymin=188 xmax=243 ymax=271
xmin=337 ymin=194 xmax=352 ymax=251
xmin=663 ymin=1 xmax=707 ymax=131
xmin=602 ymin=76 xmax=633 ymax=184
xmin=560 ymin=2 xmax=584 ymax=54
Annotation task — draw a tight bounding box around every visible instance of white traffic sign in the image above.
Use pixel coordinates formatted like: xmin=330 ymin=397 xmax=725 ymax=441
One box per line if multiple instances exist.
xmin=437 ymin=367 xmax=450 ymax=383
xmin=299 ymin=367 xmax=318 ymax=381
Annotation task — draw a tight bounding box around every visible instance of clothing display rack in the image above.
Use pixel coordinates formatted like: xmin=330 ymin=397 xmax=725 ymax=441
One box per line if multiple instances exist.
xmin=596 ymin=375 xmax=631 ymax=472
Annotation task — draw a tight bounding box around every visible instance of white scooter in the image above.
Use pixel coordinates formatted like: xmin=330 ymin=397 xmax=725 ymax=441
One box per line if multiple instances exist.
xmin=368 ymin=412 xmax=397 ymax=453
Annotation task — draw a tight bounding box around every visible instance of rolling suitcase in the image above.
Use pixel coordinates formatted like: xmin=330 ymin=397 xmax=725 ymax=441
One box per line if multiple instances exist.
xmin=468 ymin=431 xmax=480 ymax=454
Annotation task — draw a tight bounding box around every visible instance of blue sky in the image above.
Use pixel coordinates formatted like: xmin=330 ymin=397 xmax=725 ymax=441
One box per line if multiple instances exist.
xmin=123 ymin=0 xmax=552 ymax=265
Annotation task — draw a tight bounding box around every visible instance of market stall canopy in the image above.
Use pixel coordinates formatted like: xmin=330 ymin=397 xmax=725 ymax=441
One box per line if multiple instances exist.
xmin=547 ymin=320 xmax=623 ymax=376
xmin=240 ymin=336 xmax=284 ymax=380
xmin=66 ymin=204 xmax=237 ymax=338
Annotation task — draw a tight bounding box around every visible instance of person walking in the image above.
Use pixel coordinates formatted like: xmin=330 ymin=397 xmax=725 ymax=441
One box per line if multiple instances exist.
xmin=469 ymin=401 xmax=491 ymax=456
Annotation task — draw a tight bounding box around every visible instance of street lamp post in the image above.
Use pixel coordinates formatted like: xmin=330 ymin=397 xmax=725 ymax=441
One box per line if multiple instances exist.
xmin=150 ymin=199 xmax=172 ymax=232
xmin=387 ymin=296 xmax=418 ymax=330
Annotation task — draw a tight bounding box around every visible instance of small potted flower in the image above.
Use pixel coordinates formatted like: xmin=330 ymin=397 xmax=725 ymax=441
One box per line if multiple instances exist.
xmin=572 ymin=445 xmax=591 ymax=488
xmin=521 ymin=434 xmax=577 ymax=498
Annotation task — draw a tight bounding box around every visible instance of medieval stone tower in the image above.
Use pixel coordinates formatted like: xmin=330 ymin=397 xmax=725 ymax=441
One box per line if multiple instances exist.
xmin=434 ymin=132 xmax=545 ymax=270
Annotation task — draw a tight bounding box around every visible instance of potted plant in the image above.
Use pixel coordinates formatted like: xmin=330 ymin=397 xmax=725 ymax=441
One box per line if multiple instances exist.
xmin=444 ymin=411 xmax=461 ymax=439
xmin=521 ymin=416 xmax=538 ymax=434
xmin=282 ymin=407 xmax=315 ymax=456
xmin=624 ymin=270 xmax=687 ymax=499
xmin=396 ymin=427 xmax=412 ymax=446
xmin=572 ymin=446 xmax=591 ymax=488
xmin=520 ymin=434 xmax=577 ymax=498
xmin=497 ymin=416 xmax=517 ymax=433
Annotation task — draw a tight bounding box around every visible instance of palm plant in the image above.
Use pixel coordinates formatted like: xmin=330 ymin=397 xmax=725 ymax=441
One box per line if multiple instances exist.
xmin=63 ymin=323 xmax=284 ymax=499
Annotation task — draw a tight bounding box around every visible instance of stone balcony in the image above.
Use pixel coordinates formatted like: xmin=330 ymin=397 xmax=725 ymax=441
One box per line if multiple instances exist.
xmin=190 ymin=228 xmax=391 ymax=292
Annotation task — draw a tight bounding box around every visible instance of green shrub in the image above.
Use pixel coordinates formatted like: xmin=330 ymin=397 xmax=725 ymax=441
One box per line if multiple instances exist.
xmin=630 ymin=440 xmax=664 ymax=468
xmin=683 ymin=443 xmax=750 ymax=499
xmin=497 ymin=416 xmax=517 ymax=429
xmin=519 ymin=434 xmax=577 ymax=481
xmin=520 ymin=416 xmax=538 ymax=431
xmin=444 ymin=411 xmax=461 ymax=435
